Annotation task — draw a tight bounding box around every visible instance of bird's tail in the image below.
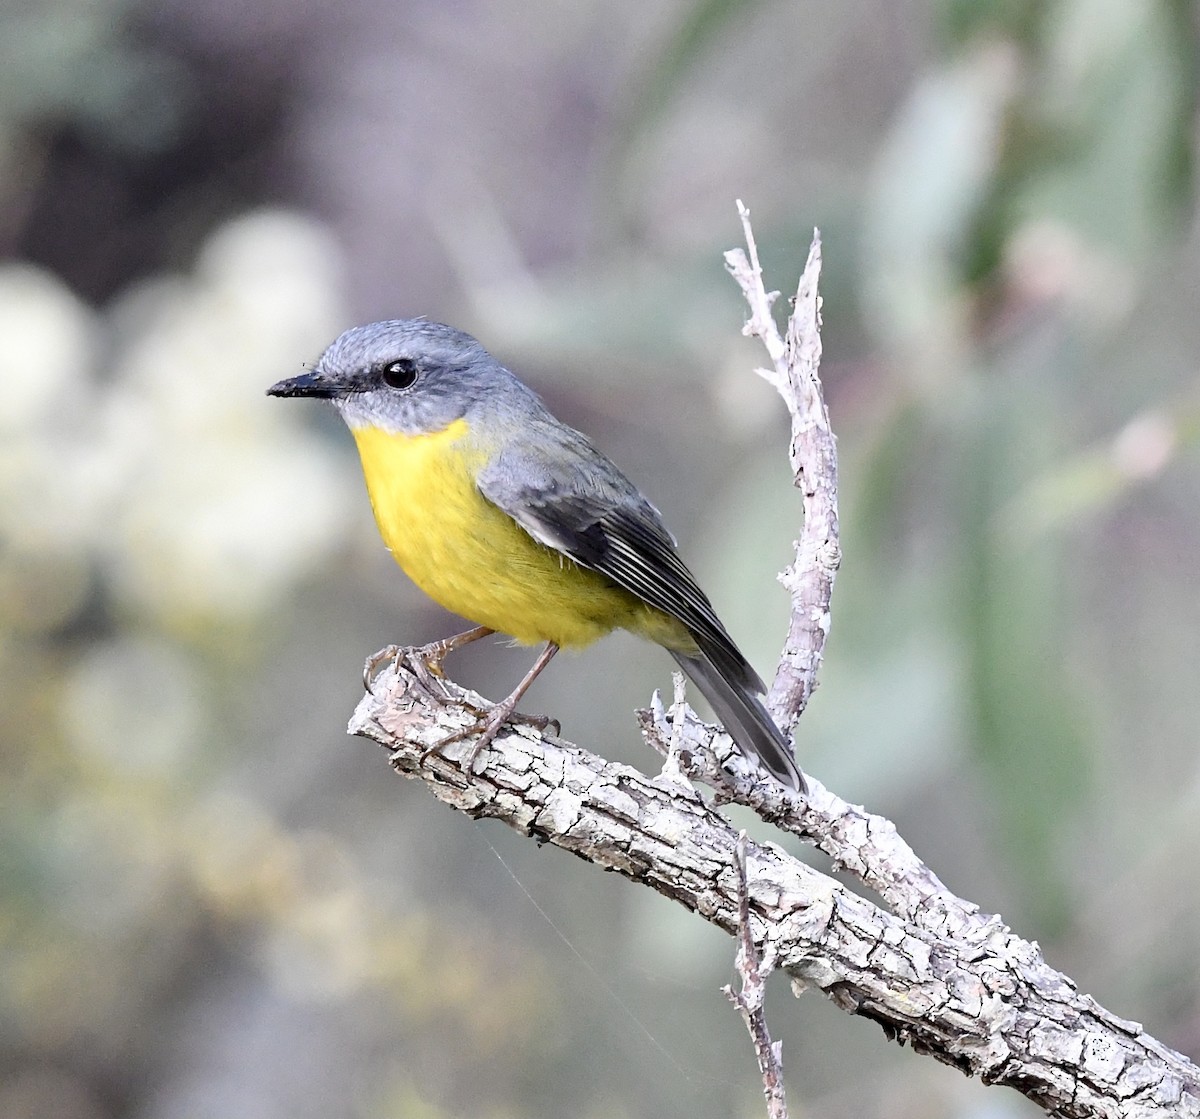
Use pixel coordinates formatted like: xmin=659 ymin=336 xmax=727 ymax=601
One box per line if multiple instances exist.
xmin=669 ymin=650 xmax=806 ymax=793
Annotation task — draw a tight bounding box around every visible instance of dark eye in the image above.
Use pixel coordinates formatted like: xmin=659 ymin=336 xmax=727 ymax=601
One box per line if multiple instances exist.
xmin=380 ymin=357 xmax=418 ymax=389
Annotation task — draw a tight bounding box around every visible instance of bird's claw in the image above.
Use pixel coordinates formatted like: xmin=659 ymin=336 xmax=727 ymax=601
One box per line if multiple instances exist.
xmin=363 ymin=645 xmax=402 ymax=692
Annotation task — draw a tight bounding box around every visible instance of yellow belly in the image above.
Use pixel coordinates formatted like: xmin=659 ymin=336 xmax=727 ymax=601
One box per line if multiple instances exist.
xmin=350 ymin=421 xmax=689 ymax=650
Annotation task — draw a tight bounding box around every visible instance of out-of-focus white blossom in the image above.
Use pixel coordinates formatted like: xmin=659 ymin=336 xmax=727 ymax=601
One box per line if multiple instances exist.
xmin=104 ymin=428 xmax=352 ymax=622
xmin=60 ymin=636 xmax=204 ymax=775
xmin=0 ymin=208 xmax=355 ymax=632
xmin=0 ymin=265 xmax=101 ymax=631
xmin=0 ymin=263 xmax=96 ymax=433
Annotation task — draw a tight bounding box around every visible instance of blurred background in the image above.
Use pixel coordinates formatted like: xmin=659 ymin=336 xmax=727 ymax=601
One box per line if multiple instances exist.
xmin=2 ymin=0 xmax=1198 ymax=1116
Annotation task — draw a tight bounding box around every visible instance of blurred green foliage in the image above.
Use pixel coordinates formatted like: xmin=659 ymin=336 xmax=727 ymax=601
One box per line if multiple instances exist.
xmin=1 ymin=0 xmax=1198 ymax=1117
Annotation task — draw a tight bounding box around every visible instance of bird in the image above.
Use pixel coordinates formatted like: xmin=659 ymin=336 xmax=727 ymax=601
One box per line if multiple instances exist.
xmin=267 ymin=319 xmax=806 ymax=792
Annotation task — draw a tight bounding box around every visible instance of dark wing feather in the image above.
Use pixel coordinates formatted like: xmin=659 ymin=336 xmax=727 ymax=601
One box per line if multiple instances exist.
xmin=476 ymin=427 xmax=763 ymax=694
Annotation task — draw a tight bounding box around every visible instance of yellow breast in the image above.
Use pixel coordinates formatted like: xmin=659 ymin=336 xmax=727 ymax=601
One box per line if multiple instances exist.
xmin=349 ymin=420 xmax=682 ymax=649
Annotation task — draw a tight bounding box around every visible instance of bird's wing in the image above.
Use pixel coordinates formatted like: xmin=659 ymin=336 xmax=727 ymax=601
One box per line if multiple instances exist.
xmin=476 ymin=425 xmax=763 ymax=693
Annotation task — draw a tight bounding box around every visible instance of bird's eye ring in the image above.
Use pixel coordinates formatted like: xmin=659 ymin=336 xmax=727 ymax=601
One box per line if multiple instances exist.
xmin=381 ymin=358 xmax=418 ymax=389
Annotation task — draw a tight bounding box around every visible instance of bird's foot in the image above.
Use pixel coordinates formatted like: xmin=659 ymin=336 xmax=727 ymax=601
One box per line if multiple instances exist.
xmin=363 ymin=641 xmax=452 ymax=695
xmin=364 ymin=627 xmax=495 ymax=695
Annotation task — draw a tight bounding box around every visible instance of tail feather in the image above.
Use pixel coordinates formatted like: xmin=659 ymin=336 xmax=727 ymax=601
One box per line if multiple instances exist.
xmin=669 ymin=650 xmax=806 ymax=793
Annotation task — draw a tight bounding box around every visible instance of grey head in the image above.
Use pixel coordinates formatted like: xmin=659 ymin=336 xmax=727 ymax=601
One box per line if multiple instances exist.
xmin=267 ymin=319 xmax=540 ymax=435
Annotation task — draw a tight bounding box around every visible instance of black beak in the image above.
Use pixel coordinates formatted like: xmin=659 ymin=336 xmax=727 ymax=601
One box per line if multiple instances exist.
xmin=266 ymin=371 xmax=338 ymax=399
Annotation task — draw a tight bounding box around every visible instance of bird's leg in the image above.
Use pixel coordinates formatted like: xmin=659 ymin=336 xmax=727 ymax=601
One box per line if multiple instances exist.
xmin=415 ymin=625 xmax=495 ymax=680
xmin=363 ymin=625 xmax=494 ymax=692
xmin=461 ymin=642 xmax=562 ymax=767
xmin=424 ymin=642 xmax=561 ymax=773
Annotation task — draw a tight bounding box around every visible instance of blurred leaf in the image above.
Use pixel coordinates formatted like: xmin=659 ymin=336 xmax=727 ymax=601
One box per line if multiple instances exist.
xmin=951 ymin=373 xmax=1091 ymax=931
xmin=808 ymin=414 xmax=970 ymax=797
xmin=608 ymin=0 xmax=766 ymax=180
xmin=1013 ymin=0 xmax=1195 ymax=261
xmin=996 ymin=402 xmax=1198 ymax=543
xmin=934 ymin=0 xmax=1042 ymax=47
xmin=862 ymin=43 xmax=1017 ymax=370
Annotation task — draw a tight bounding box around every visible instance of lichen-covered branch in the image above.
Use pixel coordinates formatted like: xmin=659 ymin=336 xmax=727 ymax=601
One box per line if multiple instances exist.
xmin=724 ymin=831 xmax=789 ymax=1119
xmin=723 ymin=203 xmax=840 ymax=727
xmin=636 ymin=697 xmax=992 ymax=938
xmin=350 ymin=659 xmax=1200 ymax=1119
